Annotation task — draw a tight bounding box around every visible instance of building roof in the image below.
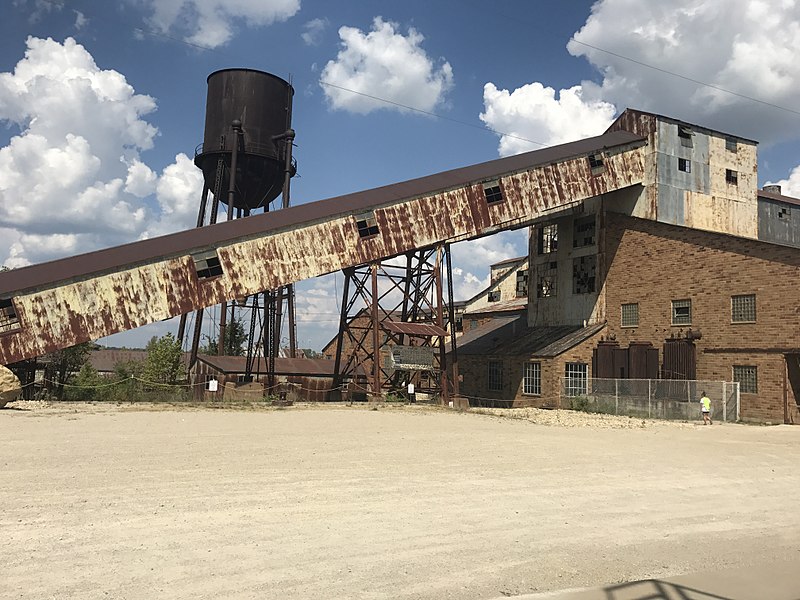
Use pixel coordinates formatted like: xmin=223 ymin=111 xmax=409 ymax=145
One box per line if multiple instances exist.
xmin=196 ymin=354 xmax=337 ymax=376
xmin=464 ymin=297 xmax=527 ymax=316
xmin=607 ymin=108 xmax=759 ymax=145
xmin=89 ymin=349 xmax=148 ymax=372
xmin=455 ymin=317 xmax=604 ymax=357
xmin=758 ymin=188 xmax=800 ymax=208
xmin=490 ymin=255 xmax=527 ymax=269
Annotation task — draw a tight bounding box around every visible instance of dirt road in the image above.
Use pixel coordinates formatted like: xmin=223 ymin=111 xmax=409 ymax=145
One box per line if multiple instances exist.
xmin=2 ymin=402 xmax=799 ymax=599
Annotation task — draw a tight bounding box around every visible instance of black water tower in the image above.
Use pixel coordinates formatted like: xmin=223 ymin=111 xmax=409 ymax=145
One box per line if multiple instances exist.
xmin=194 ymin=68 xmax=295 ymax=211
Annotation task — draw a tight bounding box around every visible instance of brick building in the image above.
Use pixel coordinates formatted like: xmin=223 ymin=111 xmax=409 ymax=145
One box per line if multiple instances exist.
xmin=460 ymin=109 xmax=800 ymax=423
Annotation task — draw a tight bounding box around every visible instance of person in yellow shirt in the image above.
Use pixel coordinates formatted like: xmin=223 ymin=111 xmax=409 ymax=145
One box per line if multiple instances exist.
xmin=700 ymin=391 xmax=712 ymax=425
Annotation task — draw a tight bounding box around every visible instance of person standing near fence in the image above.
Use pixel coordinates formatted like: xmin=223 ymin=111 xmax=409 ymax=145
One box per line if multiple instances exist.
xmin=700 ymin=391 xmax=712 ymax=425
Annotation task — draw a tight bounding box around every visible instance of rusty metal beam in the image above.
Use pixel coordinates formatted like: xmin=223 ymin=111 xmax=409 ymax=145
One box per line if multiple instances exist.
xmin=0 ymin=132 xmax=646 ymax=365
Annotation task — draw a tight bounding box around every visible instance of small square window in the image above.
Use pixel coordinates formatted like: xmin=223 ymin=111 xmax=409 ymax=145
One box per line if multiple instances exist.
xmin=193 ymin=250 xmax=224 ymax=279
xmin=678 ymin=126 xmax=693 ymax=148
xmin=678 ymin=158 xmax=691 ymax=173
xmin=778 ymin=207 xmax=791 ymax=220
xmin=488 ymin=360 xmax=503 ymax=392
xmin=726 ymin=169 xmax=738 ymax=185
xmin=671 ymin=299 xmax=692 ymax=325
xmin=725 ymin=137 xmax=738 ymax=152
xmin=621 ymin=303 xmax=639 ymax=328
xmin=588 ymin=153 xmax=605 ymax=174
xmin=731 ymin=294 xmax=756 ymax=323
xmin=483 ymin=181 xmax=503 ymax=204
xmin=356 ymin=211 xmax=380 ymax=238
xmin=733 ymin=365 xmax=757 ymax=394
xmin=0 ymin=298 xmax=21 ymax=333
xmin=515 ymin=270 xmax=528 ymax=297
xmin=537 ymin=224 xmax=558 ymax=255
xmin=523 ymin=362 xmax=541 ymax=395
xmin=488 ymin=290 xmax=501 ymax=302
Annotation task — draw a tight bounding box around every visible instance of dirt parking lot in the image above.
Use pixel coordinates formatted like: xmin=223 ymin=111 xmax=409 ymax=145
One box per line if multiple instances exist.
xmin=1 ymin=402 xmax=799 ymax=599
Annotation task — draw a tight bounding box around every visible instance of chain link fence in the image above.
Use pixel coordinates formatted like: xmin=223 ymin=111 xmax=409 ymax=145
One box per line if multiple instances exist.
xmin=560 ymin=378 xmax=740 ymax=422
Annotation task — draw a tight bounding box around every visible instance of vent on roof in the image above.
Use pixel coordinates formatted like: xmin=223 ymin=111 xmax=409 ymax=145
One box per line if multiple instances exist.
xmin=355 ymin=211 xmax=380 ymax=238
xmin=193 ymin=250 xmax=223 ymax=279
xmin=763 ymin=184 xmax=782 ymax=195
xmin=588 ymin=153 xmax=605 ymax=175
xmin=0 ymin=298 xmax=21 ymax=334
xmin=483 ymin=180 xmax=503 ymax=204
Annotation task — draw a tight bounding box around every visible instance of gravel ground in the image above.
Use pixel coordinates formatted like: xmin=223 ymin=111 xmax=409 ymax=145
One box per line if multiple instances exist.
xmin=2 ymin=401 xmax=798 ymax=599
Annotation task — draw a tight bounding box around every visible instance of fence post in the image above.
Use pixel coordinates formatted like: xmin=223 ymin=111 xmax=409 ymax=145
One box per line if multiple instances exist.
xmin=648 ymin=379 xmax=651 ymax=418
xmin=736 ymin=382 xmax=740 ymax=421
xmin=722 ymin=382 xmax=727 ymax=422
xmin=615 ymin=378 xmax=619 ymax=415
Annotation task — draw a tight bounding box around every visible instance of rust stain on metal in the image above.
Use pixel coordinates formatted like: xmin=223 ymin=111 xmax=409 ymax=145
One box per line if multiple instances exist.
xmin=0 ymin=137 xmax=646 ymax=365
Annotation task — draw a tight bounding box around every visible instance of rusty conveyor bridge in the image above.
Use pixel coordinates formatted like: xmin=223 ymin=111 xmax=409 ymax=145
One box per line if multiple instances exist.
xmin=0 ymin=130 xmax=646 ymax=366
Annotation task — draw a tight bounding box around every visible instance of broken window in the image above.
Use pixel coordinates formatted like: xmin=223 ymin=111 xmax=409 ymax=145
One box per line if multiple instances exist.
xmin=488 ymin=290 xmax=501 ymax=302
xmin=483 ymin=180 xmax=503 ymax=204
xmin=678 ymin=158 xmax=691 ymax=173
xmin=678 ymin=126 xmax=693 ymax=148
xmin=193 ymin=250 xmax=224 ymax=279
xmin=537 ymin=223 xmax=558 ymax=255
xmin=588 ymin=153 xmax=605 ymax=174
xmin=726 ymin=169 xmax=738 ymax=185
xmin=0 ymin=298 xmax=21 ymax=334
xmin=731 ymin=294 xmax=756 ymax=323
xmin=779 ymin=207 xmax=791 ymax=220
xmin=515 ymin=269 xmax=528 ymax=297
xmin=573 ymin=216 xmax=596 ymax=248
xmin=671 ymin=299 xmax=692 ymax=325
xmin=725 ymin=137 xmax=738 ymax=152
xmin=572 ymin=255 xmax=596 ymax=294
xmin=355 ymin=211 xmax=380 ymax=238
xmin=536 ymin=261 xmax=558 ymax=298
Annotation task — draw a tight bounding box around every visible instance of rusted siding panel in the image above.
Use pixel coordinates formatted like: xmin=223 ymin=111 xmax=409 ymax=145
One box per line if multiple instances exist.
xmin=0 ymin=143 xmax=646 ymax=365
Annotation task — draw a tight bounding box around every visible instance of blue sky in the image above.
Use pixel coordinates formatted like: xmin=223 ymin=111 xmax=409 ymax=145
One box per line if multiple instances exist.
xmin=2 ymin=0 xmax=800 ymax=351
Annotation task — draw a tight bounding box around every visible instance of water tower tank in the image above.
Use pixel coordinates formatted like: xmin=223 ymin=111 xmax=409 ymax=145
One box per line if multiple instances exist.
xmin=195 ymin=69 xmax=295 ymax=210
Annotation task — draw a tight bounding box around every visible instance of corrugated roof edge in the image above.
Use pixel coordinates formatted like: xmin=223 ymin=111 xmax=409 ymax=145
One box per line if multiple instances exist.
xmin=607 ymin=108 xmax=759 ymax=145
xmin=0 ymin=129 xmax=644 ymax=296
xmin=758 ymin=189 xmax=800 ymax=207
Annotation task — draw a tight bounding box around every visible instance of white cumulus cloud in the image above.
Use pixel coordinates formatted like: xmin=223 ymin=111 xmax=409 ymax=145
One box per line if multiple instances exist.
xmin=320 ymin=17 xmax=453 ymax=114
xmin=480 ymin=82 xmax=616 ymax=156
xmin=0 ymin=37 xmax=203 ymax=267
xmin=302 ymin=17 xmax=328 ymax=46
xmin=142 ymin=0 xmax=300 ymax=49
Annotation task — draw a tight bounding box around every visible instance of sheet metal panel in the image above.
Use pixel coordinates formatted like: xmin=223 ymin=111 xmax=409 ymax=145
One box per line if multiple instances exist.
xmin=0 ymin=135 xmax=646 ymax=365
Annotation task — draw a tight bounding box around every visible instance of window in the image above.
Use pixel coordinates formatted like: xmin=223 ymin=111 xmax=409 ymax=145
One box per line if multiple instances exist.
xmin=488 ymin=290 xmax=501 ymax=302
xmin=678 ymin=126 xmax=693 ymax=147
xmin=733 ymin=365 xmax=757 ymax=394
xmin=779 ymin=207 xmax=791 ymax=220
xmin=536 ymin=261 xmax=558 ymax=298
xmin=725 ymin=137 xmax=738 ymax=152
xmin=564 ymin=363 xmax=588 ymax=397
xmin=515 ymin=269 xmax=529 ymax=297
xmin=621 ymin=303 xmax=639 ymax=328
xmin=731 ymin=294 xmax=756 ymax=323
xmin=355 ymin=211 xmax=379 ymax=238
xmin=537 ymin=224 xmax=558 ymax=254
xmin=726 ymin=169 xmax=738 ymax=185
xmin=470 ymin=319 xmax=479 ymax=330
xmin=483 ymin=180 xmax=503 ymax=204
xmin=193 ymin=250 xmax=224 ymax=279
xmin=588 ymin=153 xmax=605 ymax=174
xmin=488 ymin=360 xmax=503 ymax=392
xmin=671 ymin=299 xmax=692 ymax=325
xmin=572 ymin=255 xmax=596 ymax=294
xmin=573 ymin=216 xmax=596 ymax=248
xmin=0 ymin=298 xmax=21 ymax=333
xmin=678 ymin=158 xmax=691 ymax=173
xmin=523 ymin=362 xmax=541 ymax=395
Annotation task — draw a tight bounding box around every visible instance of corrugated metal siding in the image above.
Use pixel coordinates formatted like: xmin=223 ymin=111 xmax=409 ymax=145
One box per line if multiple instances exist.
xmin=0 ymin=138 xmax=646 ymax=365
xmin=758 ymin=197 xmax=800 ymax=248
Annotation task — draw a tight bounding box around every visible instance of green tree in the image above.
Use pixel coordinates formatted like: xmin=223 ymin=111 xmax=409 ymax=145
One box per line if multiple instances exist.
xmin=47 ymin=342 xmax=93 ymax=399
xmin=142 ymin=333 xmax=185 ymax=386
xmin=64 ymin=363 xmax=104 ymax=401
xmin=201 ymin=316 xmax=247 ymax=356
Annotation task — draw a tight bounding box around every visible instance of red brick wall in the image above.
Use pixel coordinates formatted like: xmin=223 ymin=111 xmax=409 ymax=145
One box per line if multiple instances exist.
xmin=603 ymin=213 xmax=800 ymax=422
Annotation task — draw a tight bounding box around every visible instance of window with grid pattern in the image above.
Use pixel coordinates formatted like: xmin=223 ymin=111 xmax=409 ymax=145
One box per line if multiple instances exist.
xmin=733 ymin=365 xmax=757 ymax=393
xmin=725 ymin=137 xmax=738 ymax=152
xmin=523 ymin=362 xmax=541 ymax=395
xmin=516 ymin=270 xmax=528 ymax=297
xmin=488 ymin=360 xmax=503 ymax=392
xmin=564 ymin=363 xmax=588 ymax=397
xmin=536 ymin=261 xmax=558 ymax=298
xmin=483 ymin=181 xmax=503 ymax=203
xmin=726 ymin=169 xmax=738 ymax=185
xmin=678 ymin=158 xmax=691 ymax=173
xmin=671 ymin=299 xmax=692 ymax=325
xmin=731 ymin=294 xmax=756 ymax=323
xmin=572 ymin=255 xmax=596 ymax=294
xmin=0 ymin=298 xmax=20 ymax=334
xmin=621 ymin=303 xmax=639 ymax=327
xmin=573 ymin=216 xmax=596 ymax=248
xmin=537 ymin=224 xmax=558 ymax=254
